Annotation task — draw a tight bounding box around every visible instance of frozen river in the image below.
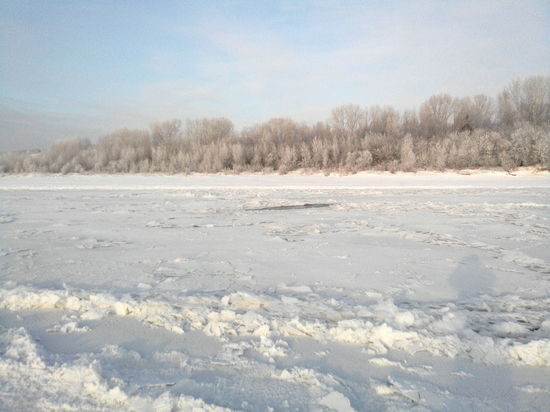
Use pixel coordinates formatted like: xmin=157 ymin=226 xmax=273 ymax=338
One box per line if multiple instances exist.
xmin=1 ymin=172 xmax=549 ymax=411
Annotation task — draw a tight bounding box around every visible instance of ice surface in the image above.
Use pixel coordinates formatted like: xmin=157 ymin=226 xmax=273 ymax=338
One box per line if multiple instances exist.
xmin=0 ymin=171 xmax=549 ymax=411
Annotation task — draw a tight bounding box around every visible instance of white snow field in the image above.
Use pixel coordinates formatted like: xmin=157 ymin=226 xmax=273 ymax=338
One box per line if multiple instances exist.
xmin=0 ymin=171 xmax=549 ymax=412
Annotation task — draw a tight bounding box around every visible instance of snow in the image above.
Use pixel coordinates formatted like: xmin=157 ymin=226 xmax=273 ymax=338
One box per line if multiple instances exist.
xmin=0 ymin=171 xmax=549 ymax=411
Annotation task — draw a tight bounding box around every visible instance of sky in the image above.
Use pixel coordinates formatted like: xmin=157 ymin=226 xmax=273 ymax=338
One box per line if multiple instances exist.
xmin=1 ymin=0 xmax=549 ymax=151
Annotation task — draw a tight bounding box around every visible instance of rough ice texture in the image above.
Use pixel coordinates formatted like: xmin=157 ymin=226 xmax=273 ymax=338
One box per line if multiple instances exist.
xmin=2 ymin=286 xmax=548 ymax=367
xmin=1 ymin=172 xmax=549 ymax=411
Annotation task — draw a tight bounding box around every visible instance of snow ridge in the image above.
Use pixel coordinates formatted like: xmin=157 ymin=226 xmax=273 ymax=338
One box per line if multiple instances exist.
xmin=2 ymin=285 xmax=549 ymax=368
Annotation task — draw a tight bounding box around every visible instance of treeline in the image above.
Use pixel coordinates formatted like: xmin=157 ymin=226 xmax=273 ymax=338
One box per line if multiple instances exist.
xmin=2 ymin=75 xmax=549 ymax=175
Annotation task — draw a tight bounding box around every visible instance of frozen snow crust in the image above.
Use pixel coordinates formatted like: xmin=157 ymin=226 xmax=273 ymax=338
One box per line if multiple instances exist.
xmin=1 ymin=171 xmax=550 ymax=411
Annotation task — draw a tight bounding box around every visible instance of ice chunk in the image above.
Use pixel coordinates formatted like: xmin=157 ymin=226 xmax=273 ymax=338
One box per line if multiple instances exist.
xmin=394 ymin=311 xmax=415 ymax=328
xmin=540 ymin=319 xmax=550 ymax=332
xmin=430 ymin=312 xmax=467 ymax=335
xmin=508 ymin=340 xmax=550 ymax=367
xmin=255 ymin=336 xmax=289 ymax=361
xmin=492 ymin=321 xmax=530 ymax=337
xmin=114 ymin=301 xmax=129 ymax=316
xmin=81 ymin=308 xmax=109 ymax=320
xmin=319 ymin=391 xmax=356 ymax=412
xmin=369 ymin=357 xmax=403 ymax=368
xmin=65 ymin=296 xmax=82 ymax=311
xmin=204 ymin=320 xmax=232 ymax=337
xmin=221 ymin=292 xmax=268 ymax=309
xmin=152 ymin=391 xmax=175 ymax=412
xmin=276 ymin=367 xmax=320 ymax=386
xmin=47 ymin=321 xmax=89 ymax=334
xmin=1 ymin=327 xmax=46 ymax=369
xmin=372 ymin=299 xmax=398 ymax=320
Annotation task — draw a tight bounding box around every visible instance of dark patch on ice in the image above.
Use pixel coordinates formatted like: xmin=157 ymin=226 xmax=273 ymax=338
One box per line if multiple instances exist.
xmin=248 ymin=203 xmax=332 ymax=211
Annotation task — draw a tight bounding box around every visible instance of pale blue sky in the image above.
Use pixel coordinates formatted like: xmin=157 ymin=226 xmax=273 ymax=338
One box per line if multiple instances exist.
xmin=1 ymin=0 xmax=549 ymax=151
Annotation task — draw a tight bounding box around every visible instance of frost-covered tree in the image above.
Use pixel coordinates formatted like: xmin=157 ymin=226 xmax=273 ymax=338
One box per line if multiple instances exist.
xmin=400 ymin=134 xmax=416 ymax=172
xmin=329 ymin=104 xmax=367 ymax=144
xmin=419 ymin=94 xmax=455 ymax=139
xmin=2 ymin=75 xmax=549 ymax=175
xmin=99 ymin=128 xmax=152 ymax=173
xmin=151 ymin=119 xmax=182 ymax=151
xmin=472 ymin=94 xmax=495 ymax=130
xmin=498 ymin=76 xmax=550 ymax=129
xmin=368 ymin=105 xmax=400 ymax=136
xmin=402 ymin=109 xmax=420 ymax=137
xmin=185 ymin=117 xmax=234 ymax=144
